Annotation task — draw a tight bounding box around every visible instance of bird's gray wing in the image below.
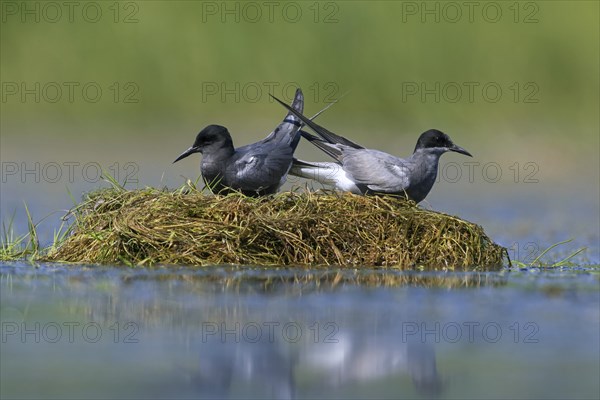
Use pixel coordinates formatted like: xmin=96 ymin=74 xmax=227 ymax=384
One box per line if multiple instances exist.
xmin=341 ymin=149 xmax=413 ymax=193
xmin=271 ymin=94 xmax=364 ymax=149
xmin=229 ymin=145 xmax=294 ymax=192
xmin=262 ymin=88 xmax=304 ymax=149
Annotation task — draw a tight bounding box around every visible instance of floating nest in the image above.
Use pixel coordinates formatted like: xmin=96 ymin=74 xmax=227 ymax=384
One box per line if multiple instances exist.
xmin=46 ymin=188 xmax=508 ymax=269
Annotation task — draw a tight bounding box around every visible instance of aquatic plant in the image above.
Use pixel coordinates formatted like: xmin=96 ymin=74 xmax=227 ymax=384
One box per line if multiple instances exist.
xmin=511 ymin=239 xmax=586 ymax=268
xmin=45 ymin=185 xmax=507 ymax=269
xmin=0 ymin=204 xmax=39 ymax=261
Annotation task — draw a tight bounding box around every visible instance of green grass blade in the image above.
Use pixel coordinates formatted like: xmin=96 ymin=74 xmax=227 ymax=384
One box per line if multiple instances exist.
xmin=530 ymin=239 xmax=573 ymax=267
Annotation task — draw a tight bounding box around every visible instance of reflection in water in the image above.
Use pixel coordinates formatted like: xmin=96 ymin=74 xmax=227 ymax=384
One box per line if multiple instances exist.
xmin=407 ymin=342 xmax=442 ymax=397
xmin=1 ymin=264 xmax=598 ymax=399
xmin=193 ymin=322 xmax=442 ymax=399
xmin=194 ymin=337 xmax=295 ymax=399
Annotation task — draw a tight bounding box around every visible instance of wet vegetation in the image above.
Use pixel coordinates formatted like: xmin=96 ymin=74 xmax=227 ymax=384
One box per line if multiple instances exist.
xmin=42 ymin=184 xmax=507 ymax=269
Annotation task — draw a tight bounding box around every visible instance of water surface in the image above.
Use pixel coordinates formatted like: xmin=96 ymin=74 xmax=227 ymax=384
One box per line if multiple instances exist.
xmin=1 ymin=263 xmax=598 ymax=399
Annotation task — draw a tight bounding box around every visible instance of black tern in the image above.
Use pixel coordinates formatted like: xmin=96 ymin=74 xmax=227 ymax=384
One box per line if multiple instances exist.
xmin=271 ymin=95 xmax=472 ymax=203
xmin=173 ymin=89 xmax=304 ymax=196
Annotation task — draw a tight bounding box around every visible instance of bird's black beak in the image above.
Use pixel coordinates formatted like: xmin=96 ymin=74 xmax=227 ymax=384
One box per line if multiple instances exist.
xmin=173 ymin=146 xmax=200 ymax=163
xmin=449 ymin=145 xmax=472 ymax=157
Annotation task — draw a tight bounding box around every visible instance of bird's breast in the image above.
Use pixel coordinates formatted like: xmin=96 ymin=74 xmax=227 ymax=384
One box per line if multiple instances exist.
xmin=201 ymin=160 xmax=226 ymax=184
xmin=404 ymin=156 xmax=440 ymax=202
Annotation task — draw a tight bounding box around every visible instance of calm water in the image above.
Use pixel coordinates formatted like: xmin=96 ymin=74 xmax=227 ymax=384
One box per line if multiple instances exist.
xmin=1 ymin=151 xmax=599 ymax=399
xmin=1 ymin=263 xmax=598 ymax=399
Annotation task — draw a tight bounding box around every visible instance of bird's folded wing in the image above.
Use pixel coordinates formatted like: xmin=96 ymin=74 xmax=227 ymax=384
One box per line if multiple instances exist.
xmin=232 ymin=147 xmax=294 ymax=191
xmin=342 ymin=150 xmax=412 ymax=193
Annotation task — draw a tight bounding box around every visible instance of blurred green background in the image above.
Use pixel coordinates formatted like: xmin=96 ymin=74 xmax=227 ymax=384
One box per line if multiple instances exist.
xmin=1 ymin=0 xmax=599 ymax=220
xmin=2 ymin=1 xmax=598 ymax=136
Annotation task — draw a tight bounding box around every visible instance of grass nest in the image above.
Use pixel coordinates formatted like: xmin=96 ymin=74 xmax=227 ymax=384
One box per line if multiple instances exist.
xmin=46 ymin=188 xmax=507 ymax=269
